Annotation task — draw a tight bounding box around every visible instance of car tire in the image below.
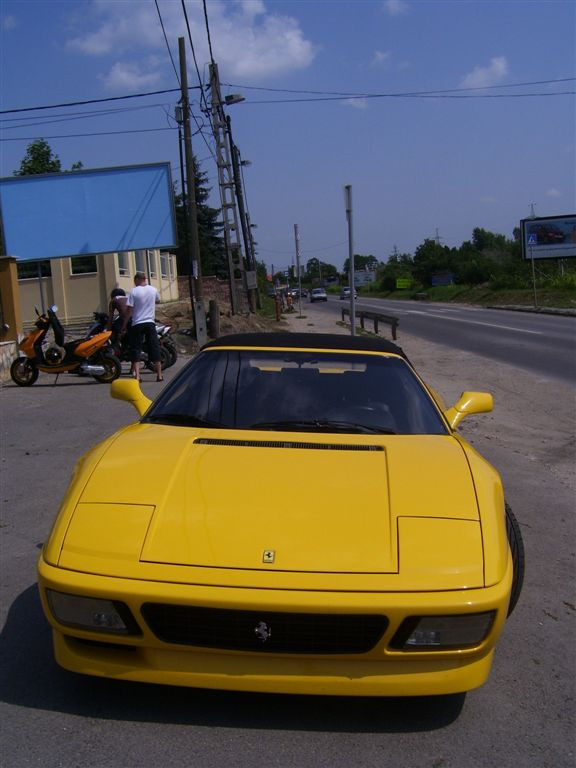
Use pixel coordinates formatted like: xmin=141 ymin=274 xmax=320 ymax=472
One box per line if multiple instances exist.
xmin=505 ymin=503 xmax=525 ymax=616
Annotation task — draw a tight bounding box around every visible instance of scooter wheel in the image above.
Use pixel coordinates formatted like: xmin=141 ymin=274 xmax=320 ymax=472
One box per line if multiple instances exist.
xmin=10 ymin=357 xmax=39 ymax=386
xmin=145 ymin=345 xmax=170 ymax=372
xmin=162 ymin=340 xmax=178 ymax=367
xmin=93 ymin=354 xmax=122 ymax=383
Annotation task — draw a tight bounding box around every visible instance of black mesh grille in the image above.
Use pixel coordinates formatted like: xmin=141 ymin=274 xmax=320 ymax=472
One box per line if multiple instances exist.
xmin=141 ymin=604 xmax=388 ymax=655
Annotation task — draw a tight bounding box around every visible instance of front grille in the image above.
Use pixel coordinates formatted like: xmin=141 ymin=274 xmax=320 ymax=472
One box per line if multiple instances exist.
xmin=141 ymin=604 xmax=388 ymax=655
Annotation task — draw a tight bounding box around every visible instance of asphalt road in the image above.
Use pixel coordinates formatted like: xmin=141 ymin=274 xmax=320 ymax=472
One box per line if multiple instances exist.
xmin=312 ymin=297 xmax=576 ymax=384
xmin=1 ymin=336 xmax=574 ymax=768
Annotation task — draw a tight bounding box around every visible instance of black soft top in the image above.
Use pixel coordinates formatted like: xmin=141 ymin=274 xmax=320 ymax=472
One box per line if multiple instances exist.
xmin=202 ymin=332 xmax=407 ymax=359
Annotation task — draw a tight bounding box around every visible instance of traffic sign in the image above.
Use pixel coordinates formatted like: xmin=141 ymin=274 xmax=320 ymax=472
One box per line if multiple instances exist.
xmin=527 ymin=234 xmax=537 ymax=245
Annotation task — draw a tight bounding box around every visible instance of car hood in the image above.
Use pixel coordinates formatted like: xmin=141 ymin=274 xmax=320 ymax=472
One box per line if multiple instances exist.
xmin=62 ymin=424 xmax=479 ymax=577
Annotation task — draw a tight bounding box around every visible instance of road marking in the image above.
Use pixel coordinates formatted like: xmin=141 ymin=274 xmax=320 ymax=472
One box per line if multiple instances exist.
xmin=405 ymin=311 xmax=543 ymax=334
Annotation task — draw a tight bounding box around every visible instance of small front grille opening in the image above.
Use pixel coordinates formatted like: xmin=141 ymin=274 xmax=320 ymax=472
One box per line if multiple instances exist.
xmin=194 ymin=438 xmax=383 ymax=451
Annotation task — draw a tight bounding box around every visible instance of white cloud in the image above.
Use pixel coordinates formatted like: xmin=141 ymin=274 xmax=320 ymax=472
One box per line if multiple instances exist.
xmin=545 ymin=188 xmax=561 ymax=198
xmin=461 ymin=56 xmax=509 ymax=89
xmin=372 ymin=50 xmax=391 ymax=66
xmin=383 ymin=0 xmax=409 ymax=17
xmin=2 ymin=14 xmax=18 ymax=31
xmin=343 ymin=97 xmax=369 ymax=110
xmin=101 ymin=61 xmax=163 ymax=91
xmin=66 ymin=0 xmax=317 ymax=90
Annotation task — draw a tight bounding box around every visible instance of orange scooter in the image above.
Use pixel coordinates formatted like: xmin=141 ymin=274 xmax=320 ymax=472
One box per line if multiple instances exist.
xmin=10 ymin=305 xmax=122 ymax=386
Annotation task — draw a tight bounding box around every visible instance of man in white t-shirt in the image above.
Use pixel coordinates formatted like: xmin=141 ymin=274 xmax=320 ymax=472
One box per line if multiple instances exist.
xmin=123 ymin=271 xmax=162 ymax=382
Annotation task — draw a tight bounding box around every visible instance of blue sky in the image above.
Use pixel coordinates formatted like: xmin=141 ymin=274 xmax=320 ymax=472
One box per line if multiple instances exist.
xmin=1 ymin=0 xmax=574 ymax=272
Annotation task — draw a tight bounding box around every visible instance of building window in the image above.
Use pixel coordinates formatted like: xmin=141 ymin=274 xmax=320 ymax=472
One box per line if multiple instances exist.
xmin=147 ymin=250 xmax=157 ymax=278
xmin=160 ymin=252 xmax=170 ymax=278
xmin=135 ymin=250 xmax=146 ymax=273
xmin=17 ymin=260 xmax=52 ymax=280
xmin=118 ymin=252 xmax=129 ymax=276
xmin=71 ymin=255 xmax=98 ymax=275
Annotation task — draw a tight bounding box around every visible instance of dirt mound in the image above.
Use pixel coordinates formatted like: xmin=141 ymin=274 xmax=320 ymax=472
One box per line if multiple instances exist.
xmin=156 ymin=301 xmax=287 ymax=355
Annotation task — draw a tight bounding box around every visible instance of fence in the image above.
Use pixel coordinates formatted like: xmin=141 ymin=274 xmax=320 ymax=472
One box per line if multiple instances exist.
xmin=341 ymin=308 xmax=399 ymax=340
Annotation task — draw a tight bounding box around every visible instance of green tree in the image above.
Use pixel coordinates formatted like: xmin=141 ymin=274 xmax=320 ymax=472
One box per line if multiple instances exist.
xmin=14 ymin=138 xmax=82 ymax=175
xmin=412 ymin=239 xmax=453 ymax=285
xmin=174 ymin=157 xmax=226 ymax=278
xmin=342 ymin=253 xmax=380 ymax=274
xmin=377 ymin=251 xmax=413 ymax=291
xmin=305 ymin=257 xmax=337 ymax=282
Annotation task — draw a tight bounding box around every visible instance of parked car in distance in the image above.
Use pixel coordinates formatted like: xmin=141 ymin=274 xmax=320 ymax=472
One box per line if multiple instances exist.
xmin=37 ymin=332 xmax=524 ymax=698
xmin=340 ymin=287 xmax=357 ymax=300
xmin=310 ymin=287 xmax=328 ymax=302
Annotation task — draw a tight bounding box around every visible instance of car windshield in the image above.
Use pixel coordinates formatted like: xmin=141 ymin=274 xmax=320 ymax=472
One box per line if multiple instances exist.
xmin=144 ymin=349 xmax=448 ymax=435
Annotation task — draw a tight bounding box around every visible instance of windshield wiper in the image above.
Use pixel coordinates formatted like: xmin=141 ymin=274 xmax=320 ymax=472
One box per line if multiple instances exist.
xmin=144 ymin=414 xmax=224 ymax=428
xmin=249 ymin=419 xmax=395 ymax=435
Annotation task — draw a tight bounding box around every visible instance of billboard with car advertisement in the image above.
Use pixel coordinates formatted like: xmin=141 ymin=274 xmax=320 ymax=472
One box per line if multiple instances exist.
xmin=521 ymin=214 xmax=576 ymax=260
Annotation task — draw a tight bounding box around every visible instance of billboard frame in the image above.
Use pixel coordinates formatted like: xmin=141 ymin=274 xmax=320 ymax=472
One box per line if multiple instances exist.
xmin=520 ymin=214 xmax=576 ymax=261
xmin=0 ymin=162 xmax=177 ymax=262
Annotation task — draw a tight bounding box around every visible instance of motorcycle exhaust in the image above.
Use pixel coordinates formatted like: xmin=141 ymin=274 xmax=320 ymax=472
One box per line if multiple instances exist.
xmin=80 ymin=364 xmax=106 ymax=376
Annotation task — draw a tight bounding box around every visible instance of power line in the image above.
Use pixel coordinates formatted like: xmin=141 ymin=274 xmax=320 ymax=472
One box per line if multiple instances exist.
xmin=228 ymin=91 xmax=574 ymax=105
xmin=221 ymin=76 xmax=576 ymax=99
xmin=180 ymin=0 xmax=209 ymax=113
xmin=0 ymin=127 xmax=176 ymax=142
xmin=0 ymin=87 xmax=199 ymax=116
xmin=0 ymin=103 xmax=171 ymax=129
xmin=202 ymin=0 xmax=215 ymax=64
xmin=155 ymin=0 xmax=180 ymax=86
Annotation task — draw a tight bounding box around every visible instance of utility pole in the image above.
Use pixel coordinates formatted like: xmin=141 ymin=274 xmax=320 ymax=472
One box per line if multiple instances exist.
xmin=345 ymin=185 xmax=356 ymax=337
xmin=208 ymin=61 xmax=247 ymax=314
xmin=178 ymin=37 xmax=207 ymax=346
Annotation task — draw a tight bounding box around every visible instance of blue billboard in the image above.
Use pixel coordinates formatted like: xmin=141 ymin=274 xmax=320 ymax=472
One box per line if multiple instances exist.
xmin=0 ymin=162 xmax=177 ymax=261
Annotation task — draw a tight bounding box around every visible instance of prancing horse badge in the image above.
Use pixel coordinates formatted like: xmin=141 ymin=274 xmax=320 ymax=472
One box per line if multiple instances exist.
xmin=262 ymin=550 xmax=275 ymax=563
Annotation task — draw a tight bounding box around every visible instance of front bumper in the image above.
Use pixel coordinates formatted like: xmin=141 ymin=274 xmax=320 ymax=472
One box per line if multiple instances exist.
xmin=38 ymin=557 xmax=512 ymax=697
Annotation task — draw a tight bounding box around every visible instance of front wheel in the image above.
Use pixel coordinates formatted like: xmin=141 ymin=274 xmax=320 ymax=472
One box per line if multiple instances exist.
xmin=10 ymin=357 xmax=39 ymax=386
xmin=93 ymin=353 xmax=121 ymax=383
xmin=505 ymin=503 xmax=525 ymax=616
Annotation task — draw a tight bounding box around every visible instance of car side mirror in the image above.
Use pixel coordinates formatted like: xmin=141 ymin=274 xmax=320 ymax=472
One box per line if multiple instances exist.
xmin=444 ymin=391 xmax=493 ymax=430
xmin=111 ymin=379 xmax=152 ymax=417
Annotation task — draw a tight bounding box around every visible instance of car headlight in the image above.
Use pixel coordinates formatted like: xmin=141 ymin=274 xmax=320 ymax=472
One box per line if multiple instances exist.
xmin=390 ymin=612 xmax=495 ymax=651
xmin=46 ymin=590 xmax=141 ymax=635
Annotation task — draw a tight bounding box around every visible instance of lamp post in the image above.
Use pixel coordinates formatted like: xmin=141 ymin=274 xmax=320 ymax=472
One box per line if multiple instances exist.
xmin=345 ymin=185 xmax=356 ymax=337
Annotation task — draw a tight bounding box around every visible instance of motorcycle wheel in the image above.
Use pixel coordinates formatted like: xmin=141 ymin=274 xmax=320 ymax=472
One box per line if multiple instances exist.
xmin=145 ymin=345 xmax=170 ymax=372
xmin=162 ymin=339 xmax=178 ymax=367
xmin=93 ymin=353 xmax=122 ymax=383
xmin=10 ymin=357 xmax=39 ymax=386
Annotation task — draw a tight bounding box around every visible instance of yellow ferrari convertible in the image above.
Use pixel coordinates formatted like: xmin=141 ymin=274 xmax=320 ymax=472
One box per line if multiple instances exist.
xmin=38 ymin=333 xmax=524 ymax=696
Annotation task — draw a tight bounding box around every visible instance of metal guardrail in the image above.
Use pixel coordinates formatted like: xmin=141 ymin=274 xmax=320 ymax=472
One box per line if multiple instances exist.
xmin=341 ymin=308 xmax=399 ymax=340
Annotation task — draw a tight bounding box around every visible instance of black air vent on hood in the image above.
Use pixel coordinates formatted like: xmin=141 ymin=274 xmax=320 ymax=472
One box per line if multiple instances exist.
xmin=194 ymin=438 xmax=383 ymax=451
